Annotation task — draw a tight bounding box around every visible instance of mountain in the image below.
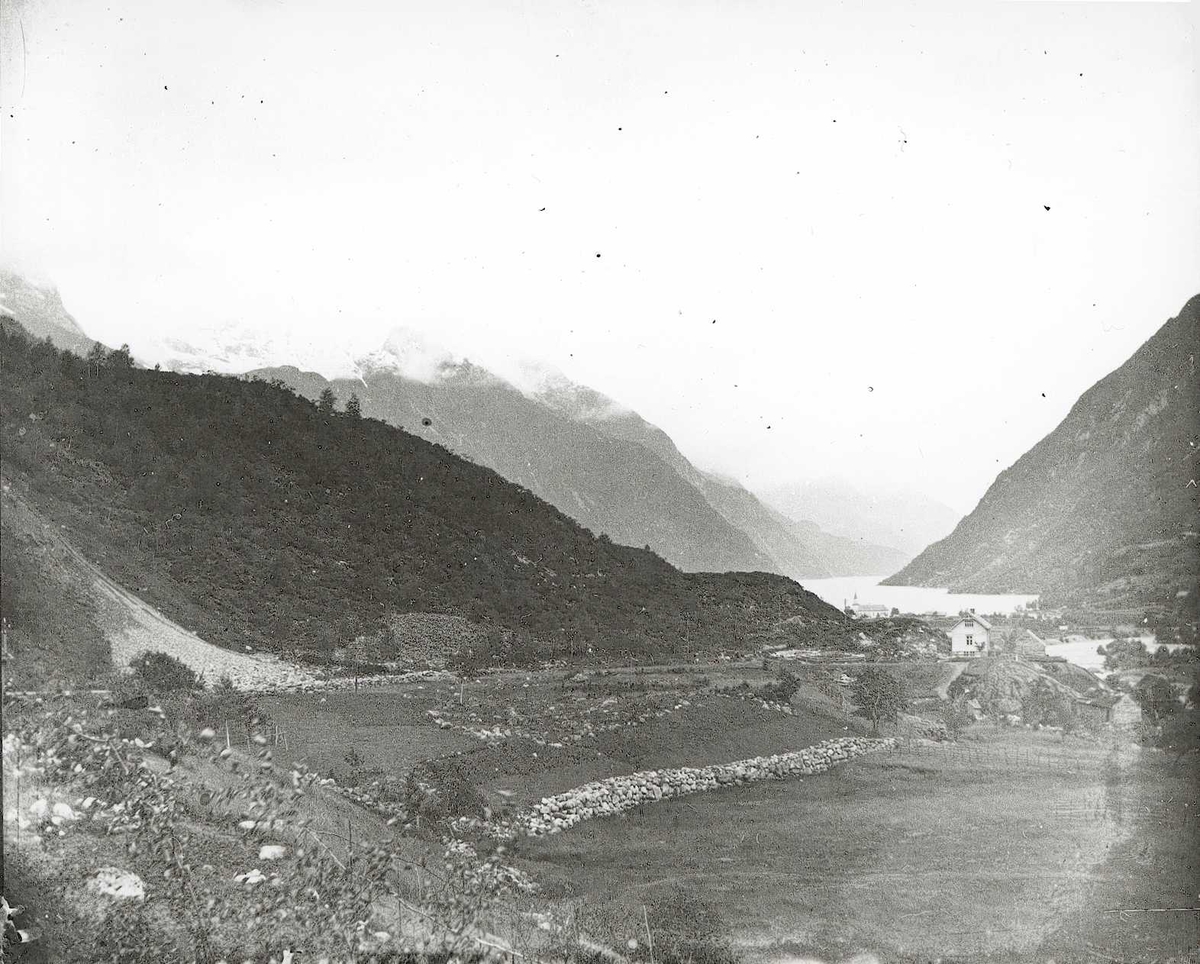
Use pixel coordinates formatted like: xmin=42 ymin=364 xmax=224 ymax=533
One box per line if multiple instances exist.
xmin=251 ymin=353 xmax=777 ymax=575
xmin=521 ymin=372 xmax=904 ymax=576
xmin=884 ymin=296 xmax=1200 ymax=614
xmin=0 ymin=268 xmax=102 ymax=357
xmin=1 ymin=320 xmax=858 ymax=664
xmin=759 ymin=478 xmax=959 ymax=559
xmin=250 ymin=338 xmax=906 ymax=579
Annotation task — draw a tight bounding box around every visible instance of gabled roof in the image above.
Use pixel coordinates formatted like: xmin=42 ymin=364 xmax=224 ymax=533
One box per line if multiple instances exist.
xmin=997 ymin=627 xmax=1044 ymax=648
xmin=951 ymin=613 xmax=992 ymax=631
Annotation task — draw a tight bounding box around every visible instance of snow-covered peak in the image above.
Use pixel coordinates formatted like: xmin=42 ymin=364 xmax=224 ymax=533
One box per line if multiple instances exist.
xmin=502 ymin=358 xmax=633 ymax=423
xmin=142 ymin=322 xmax=363 ymax=378
xmin=356 ymin=326 xmax=462 ymax=383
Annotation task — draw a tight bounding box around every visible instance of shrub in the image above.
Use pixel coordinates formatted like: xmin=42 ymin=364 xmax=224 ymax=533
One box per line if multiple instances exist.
xmin=761 ymin=668 xmax=801 ymax=703
xmin=941 ymin=697 xmax=973 ymax=739
xmin=1134 ymin=674 xmax=1180 ymax=724
xmin=129 ymin=651 xmax=200 ymax=692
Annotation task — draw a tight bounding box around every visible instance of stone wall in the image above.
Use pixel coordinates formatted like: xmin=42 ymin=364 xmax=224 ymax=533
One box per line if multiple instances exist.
xmin=516 ymin=736 xmax=895 ymax=836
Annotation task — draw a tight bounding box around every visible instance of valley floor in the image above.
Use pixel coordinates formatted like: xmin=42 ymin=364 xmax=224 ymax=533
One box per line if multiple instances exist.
xmin=521 ymin=730 xmax=1199 ymax=962
xmin=256 ymin=667 xmax=1199 ymax=963
xmin=5 ymin=654 xmax=1197 ymax=963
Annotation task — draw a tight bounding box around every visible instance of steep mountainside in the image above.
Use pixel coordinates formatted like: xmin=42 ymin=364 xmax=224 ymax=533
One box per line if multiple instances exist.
xmin=251 ymin=360 xmax=776 ymax=574
xmin=0 ymin=268 xmax=102 ymax=357
xmin=885 ymin=297 xmax=1200 ymax=613
xmin=527 ymin=374 xmax=908 ymax=576
xmin=252 ymin=347 xmax=904 ymax=578
xmin=1 ymin=323 xmax=856 ymax=664
xmin=760 ymin=478 xmax=959 ymax=558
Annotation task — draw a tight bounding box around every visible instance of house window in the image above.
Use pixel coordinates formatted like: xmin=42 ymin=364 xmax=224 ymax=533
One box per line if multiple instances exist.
xmin=965 ymin=635 xmax=974 ymax=647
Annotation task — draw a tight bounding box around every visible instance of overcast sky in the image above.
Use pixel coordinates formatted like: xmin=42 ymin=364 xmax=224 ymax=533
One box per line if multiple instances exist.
xmin=1 ymin=0 xmax=1197 ymax=514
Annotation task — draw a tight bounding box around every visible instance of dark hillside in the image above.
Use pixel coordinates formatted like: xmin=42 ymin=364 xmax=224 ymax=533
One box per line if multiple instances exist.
xmin=886 ymin=296 xmax=1200 ymax=616
xmin=0 ymin=499 xmax=110 ymax=687
xmin=253 ymin=363 xmax=777 ymax=575
xmin=0 ymin=325 xmax=853 ymax=663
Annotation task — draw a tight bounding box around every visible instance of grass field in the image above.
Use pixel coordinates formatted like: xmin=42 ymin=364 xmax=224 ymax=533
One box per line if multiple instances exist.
xmin=519 ymin=730 xmax=1200 ymax=963
xmin=182 ymin=666 xmax=1200 ymax=962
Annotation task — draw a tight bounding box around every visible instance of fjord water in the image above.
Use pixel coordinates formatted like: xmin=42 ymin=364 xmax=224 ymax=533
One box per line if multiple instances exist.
xmin=802 ymin=575 xmax=1039 ymax=616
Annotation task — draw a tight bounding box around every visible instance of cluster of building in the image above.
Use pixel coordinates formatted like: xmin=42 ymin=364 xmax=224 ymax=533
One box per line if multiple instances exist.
xmin=843 ymin=603 xmax=1144 ymax=728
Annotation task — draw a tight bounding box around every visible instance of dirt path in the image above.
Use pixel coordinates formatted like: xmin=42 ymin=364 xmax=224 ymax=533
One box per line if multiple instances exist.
xmin=2 ymin=483 xmax=323 ymax=692
xmin=936 ymin=660 xmax=967 ymax=698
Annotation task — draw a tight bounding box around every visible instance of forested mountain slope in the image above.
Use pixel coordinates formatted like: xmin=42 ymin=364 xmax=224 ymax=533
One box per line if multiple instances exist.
xmin=0 ymin=323 xmax=854 ymax=664
xmin=251 ymin=361 xmax=777 ymax=575
xmin=252 ymin=355 xmax=905 ymax=578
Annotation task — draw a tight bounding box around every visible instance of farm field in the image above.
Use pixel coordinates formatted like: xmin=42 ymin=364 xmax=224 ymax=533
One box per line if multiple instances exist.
xmin=257 ymin=668 xmax=869 ymax=810
xmin=519 ymin=730 xmax=1200 ymax=963
xmin=8 ymin=659 xmax=1196 ymax=963
xmin=254 ymin=665 xmax=1200 ymax=963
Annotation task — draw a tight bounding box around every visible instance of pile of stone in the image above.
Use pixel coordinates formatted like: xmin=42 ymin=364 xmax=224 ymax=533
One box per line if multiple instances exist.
xmin=516 ymin=736 xmax=895 ymax=836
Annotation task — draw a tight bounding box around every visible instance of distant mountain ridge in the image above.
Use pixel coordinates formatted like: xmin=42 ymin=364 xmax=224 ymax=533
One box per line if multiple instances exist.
xmin=0 ymin=269 xmax=102 ymax=358
xmin=254 ymin=359 xmax=778 ymax=574
xmin=760 ymin=479 xmax=959 ymax=559
xmin=249 ymin=338 xmax=908 ymax=578
xmin=885 ymin=296 xmax=1200 ymax=613
xmin=0 ymin=266 xmax=913 ymax=580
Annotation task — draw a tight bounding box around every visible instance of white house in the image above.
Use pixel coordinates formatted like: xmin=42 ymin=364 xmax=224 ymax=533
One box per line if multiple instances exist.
xmin=950 ymin=612 xmax=992 ymax=655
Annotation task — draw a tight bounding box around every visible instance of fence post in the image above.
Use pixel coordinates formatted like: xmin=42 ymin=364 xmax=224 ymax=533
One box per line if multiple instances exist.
xmin=643 ymin=905 xmax=655 ymax=964
xmin=225 ymin=721 xmax=231 ymax=750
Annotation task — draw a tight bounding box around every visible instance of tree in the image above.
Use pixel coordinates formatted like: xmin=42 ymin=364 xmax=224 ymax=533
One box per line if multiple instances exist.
xmin=345 ymin=392 xmax=362 ymax=419
xmin=1134 ymin=674 xmax=1179 ymax=724
xmin=86 ymin=342 xmax=108 ymax=373
xmin=1021 ymin=680 xmax=1073 ymax=729
xmin=1099 ymin=638 xmax=1151 ymax=671
xmin=940 ymin=696 xmax=973 ymax=739
xmin=1158 ymin=703 xmax=1200 ymax=760
xmin=852 ymin=667 xmax=906 ymax=733
xmin=317 ymin=387 xmax=336 ymax=415
xmin=129 ymin=650 xmax=200 ymax=692
xmin=108 ymin=343 xmax=135 ymax=368
xmin=762 ymin=668 xmax=801 ymax=703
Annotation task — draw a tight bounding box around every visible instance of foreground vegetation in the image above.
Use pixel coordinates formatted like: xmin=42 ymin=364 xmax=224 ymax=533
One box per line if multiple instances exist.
xmin=5 ymin=650 xmax=1199 ymax=963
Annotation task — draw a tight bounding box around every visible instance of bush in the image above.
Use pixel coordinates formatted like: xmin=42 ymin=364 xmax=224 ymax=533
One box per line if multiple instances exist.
xmin=1134 ymin=674 xmax=1180 ymax=724
xmin=761 ymin=669 xmax=801 ymax=703
xmin=941 ymin=697 xmax=973 ymax=739
xmin=405 ymin=758 xmax=486 ymax=825
xmin=129 ymin=651 xmax=200 ymax=692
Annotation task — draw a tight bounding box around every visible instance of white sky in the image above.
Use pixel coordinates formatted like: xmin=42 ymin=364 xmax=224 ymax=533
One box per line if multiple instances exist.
xmin=1 ymin=0 xmax=1197 ymax=514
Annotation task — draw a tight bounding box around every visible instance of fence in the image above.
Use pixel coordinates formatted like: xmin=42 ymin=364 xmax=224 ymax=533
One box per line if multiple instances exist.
xmin=222 ymin=719 xmax=291 ymax=752
xmin=890 ymin=738 xmax=1121 ymax=771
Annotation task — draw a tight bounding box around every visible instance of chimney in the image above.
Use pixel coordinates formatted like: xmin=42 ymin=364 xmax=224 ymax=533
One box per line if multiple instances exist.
xmin=970 ymin=608 xmax=976 ymax=614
